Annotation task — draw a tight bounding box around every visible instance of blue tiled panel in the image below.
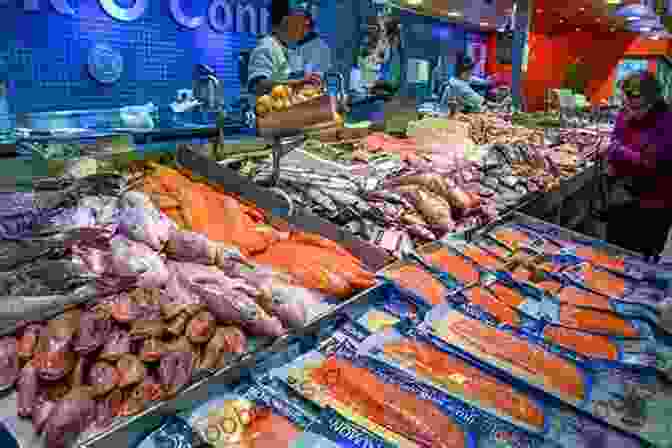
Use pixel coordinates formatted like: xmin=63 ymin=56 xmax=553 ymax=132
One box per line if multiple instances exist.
xmin=1 ymin=0 xmax=269 ymax=114
xmin=0 ymin=0 xmax=471 ymax=114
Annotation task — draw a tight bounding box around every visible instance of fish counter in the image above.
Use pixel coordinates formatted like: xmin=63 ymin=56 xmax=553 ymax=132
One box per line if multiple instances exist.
xmin=200 ymin=110 xmax=609 ymax=256
xmin=0 ymin=148 xmax=387 ymax=448
xmin=86 ymin=211 xmax=672 ymax=448
xmin=0 ymin=109 xmax=631 ymax=448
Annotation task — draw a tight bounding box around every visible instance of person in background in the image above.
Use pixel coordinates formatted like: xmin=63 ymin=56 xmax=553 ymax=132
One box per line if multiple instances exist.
xmin=606 ymin=70 xmax=672 ymax=260
xmin=294 ymin=12 xmax=332 ymax=74
xmin=247 ymin=0 xmax=320 ymax=96
xmin=441 ymin=55 xmax=486 ymax=113
xmin=370 ymin=17 xmax=402 ymax=96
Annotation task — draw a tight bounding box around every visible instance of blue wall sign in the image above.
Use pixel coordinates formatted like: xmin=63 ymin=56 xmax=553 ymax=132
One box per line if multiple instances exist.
xmin=0 ymin=0 xmax=272 ymax=114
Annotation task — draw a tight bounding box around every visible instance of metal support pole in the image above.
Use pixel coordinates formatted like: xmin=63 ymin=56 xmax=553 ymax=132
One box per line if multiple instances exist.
xmin=511 ymin=0 xmax=532 ymax=111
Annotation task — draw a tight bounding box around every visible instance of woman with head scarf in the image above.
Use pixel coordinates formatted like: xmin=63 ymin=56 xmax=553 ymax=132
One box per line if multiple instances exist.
xmin=606 ymin=70 xmax=672 ymax=259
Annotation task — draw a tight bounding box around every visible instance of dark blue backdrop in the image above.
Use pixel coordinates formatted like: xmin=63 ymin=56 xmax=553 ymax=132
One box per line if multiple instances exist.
xmin=0 ymin=0 xmax=482 ymax=114
xmin=1 ymin=0 xmax=271 ymax=113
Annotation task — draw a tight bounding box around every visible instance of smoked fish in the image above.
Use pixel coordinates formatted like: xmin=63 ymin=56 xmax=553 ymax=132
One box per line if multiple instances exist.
xmin=382 ymin=339 xmax=545 ymax=430
xmin=424 ymin=248 xmax=481 ymax=285
xmin=557 ymin=286 xmax=613 ymax=311
xmin=311 ymin=356 xmax=467 ymax=448
xmin=573 ymin=265 xmax=627 ymax=298
xmin=511 ymin=267 xmax=563 ymax=294
xmin=487 ymin=283 xmax=527 ymax=308
xmin=460 ymin=245 xmax=506 ymax=271
xmin=434 ymin=313 xmax=585 ymax=403
xmin=542 ymin=326 xmax=619 ymax=361
xmin=559 ymin=306 xmax=638 ymax=338
xmin=385 ymin=264 xmax=449 ymax=305
xmin=573 ymin=246 xmax=625 ymax=274
xmin=463 ymin=287 xmax=521 ymax=327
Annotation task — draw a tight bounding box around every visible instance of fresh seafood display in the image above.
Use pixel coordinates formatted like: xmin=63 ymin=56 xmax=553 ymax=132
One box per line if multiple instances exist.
xmin=0 ymin=109 xmax=665 ymax=448
xmin=0 ymin=158 xmax=378 ymax=447
xmin=381 ymin=337 xmax=545 ymax=429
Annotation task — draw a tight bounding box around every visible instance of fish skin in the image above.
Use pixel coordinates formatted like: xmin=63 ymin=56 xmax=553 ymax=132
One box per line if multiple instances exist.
xmin=312 ymin=356 xmax=466 ymax=448
xmin=383 ymin=339 xmax=545 ymax=429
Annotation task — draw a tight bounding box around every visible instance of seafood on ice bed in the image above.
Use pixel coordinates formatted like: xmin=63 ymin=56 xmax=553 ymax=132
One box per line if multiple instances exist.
xmin=0 ymin=163 xmax=377 ymax=448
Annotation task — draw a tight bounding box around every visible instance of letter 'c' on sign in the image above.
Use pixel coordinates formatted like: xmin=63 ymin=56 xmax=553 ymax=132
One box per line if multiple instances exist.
xmin=170 ymin=0 xmax=204 ymax=29
xmin=98 ymin=0 xmax=148 ymax=22
xmin=209 ymin=0 xmax=234 ymax=33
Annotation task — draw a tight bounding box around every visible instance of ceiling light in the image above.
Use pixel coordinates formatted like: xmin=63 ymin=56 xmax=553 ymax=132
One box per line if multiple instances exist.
xmin=480 ymin=22 xmax=489 ymax=26
xmin=576 ymin=27 xmax=581 ymax=31
xmin=579 ymin=7 xmax=585 ymax=11
xmin=650 ymin=35 xmax=660 ymax=40
xmin=536 ymin=9 xmax=543 ymax=13
xmin=640 ymin=26 xmax=652 ymax=31
xmin=626 ymin=16 xmax=640 ymax=21
xmin=596 ymin=18 xmax=601 ymax=22
xmin=446 ymin=11 xmax=461 ymax=17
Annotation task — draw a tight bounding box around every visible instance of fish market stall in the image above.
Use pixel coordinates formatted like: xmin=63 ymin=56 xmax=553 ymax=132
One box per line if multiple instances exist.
xmin=0 ymin=140 xmax=391 ymax=448
xmin=83 ymin=211 xmax=672 ymax=448
xmin=196 ymin=109 xmax=607 ymax=255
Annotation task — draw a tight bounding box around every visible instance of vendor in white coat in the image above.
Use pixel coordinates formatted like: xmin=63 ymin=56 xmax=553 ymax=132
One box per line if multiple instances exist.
xmin=293 ymin=13 xmax=332 ymax=74
xmin=247 ymin=0 xmax=320 ymax=96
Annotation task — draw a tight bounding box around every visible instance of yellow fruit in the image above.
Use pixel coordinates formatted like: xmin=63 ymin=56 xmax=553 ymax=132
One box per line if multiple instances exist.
xmin=255 ymin=104 xmax=269 ymax=116
xmin=282 ymin=98 xmax=292 ymax=109
xmin=272 ymin=98 xmax=285 ymax=111
xmin=271 ymin=85 xmax=289 ymax=99
xmin=256 ymin=95 xmax=273 ymax=109
xmin=334 ymin=112 xmax=343 ymax=124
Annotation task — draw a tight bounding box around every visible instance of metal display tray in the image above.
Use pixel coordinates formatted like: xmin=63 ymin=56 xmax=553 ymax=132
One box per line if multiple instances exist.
xmin=475 ymin=211 xmax=643 ymax=259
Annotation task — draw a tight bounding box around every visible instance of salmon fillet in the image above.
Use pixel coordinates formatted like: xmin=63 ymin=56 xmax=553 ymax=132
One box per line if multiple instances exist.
xmin=383 ymin=339 xmax=545 ymax=429
xmin=424 ymin=249 xmax=481 ymax=284
xmin=385 ymin=264 xmax=449 ymax=305
xmin=488 ymin=283 xmax=527 ymax=308
xmin=492 ymin=228 xmax=532 ymax=249
xmin=557 ymin=286 xmax=613 ymax=311
xmin=245 ymin=411 xmax=302 ymax=448
xmin=438 ymin=316 xmax=585 ymax=402
xmin=574 ymin=246 xmax=625 ymax=273
xmin=461 ymin=245 xmax=506 ymax=271
xmin=463 ymin=287 xmax=521 ymax=327
xmin=576 ymin=265 xmax=627 ymax=297
xmin=511 ymin=267 xmax=563 ymax=294
xmin=543 ymin=326 xmax=619 ymax=361
xmin=559 ymin=306 xmax=638 ymax=338
xmin=311 ymin=356 xmax=466 ymax=448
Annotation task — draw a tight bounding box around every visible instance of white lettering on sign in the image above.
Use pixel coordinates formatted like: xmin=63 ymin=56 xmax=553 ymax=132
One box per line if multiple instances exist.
xmin=12 ymin=0 xmax=270 ymax=34
xmin=170 ymin=0 xmax=204 ymax=29
xmin=237 ymin=3 xmax=257 ymax=35
xmin=98 ymin=0 xmax=148 ymax=21
xmin=50 ymin=0 xmax=75 ymax=16
xmin=208 ymin=0 xmax=234 ymax=32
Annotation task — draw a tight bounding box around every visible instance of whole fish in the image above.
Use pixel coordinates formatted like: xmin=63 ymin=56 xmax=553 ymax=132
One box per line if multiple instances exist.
xmin=366 ymin=190 xmax=415 ymax=209
xmin=303 ymin=187 xmax=339 ymax=217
